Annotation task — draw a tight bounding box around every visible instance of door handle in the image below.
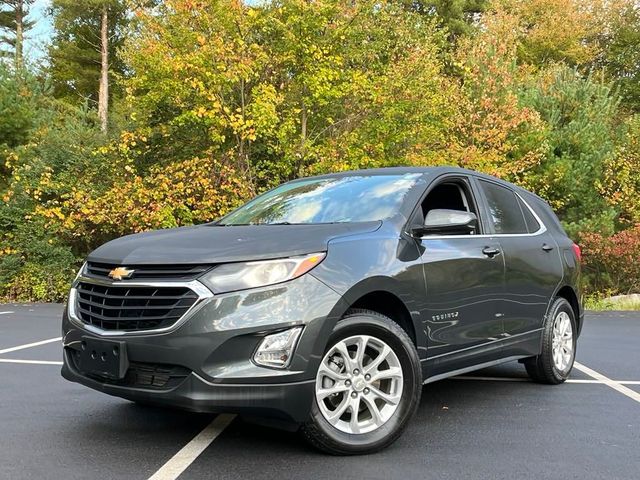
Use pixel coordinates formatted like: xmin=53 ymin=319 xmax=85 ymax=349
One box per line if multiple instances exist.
xmin=482 ymin=246 xmax=501 ymax=257
xmin=542 ymin=243 xmax=554 ymax=252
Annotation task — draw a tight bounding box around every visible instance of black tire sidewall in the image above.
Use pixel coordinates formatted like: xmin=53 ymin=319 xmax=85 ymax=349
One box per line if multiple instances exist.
xmin=543 ymin=298 xmax=577 ymax=382
xmin=306 ymin=312 xmax=421 ymax=453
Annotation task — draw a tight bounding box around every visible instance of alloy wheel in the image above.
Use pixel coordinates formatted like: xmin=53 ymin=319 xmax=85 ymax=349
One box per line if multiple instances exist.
xmin=551 ymin=311 xmax=573 ymax=371
xmin=315 ymin=335 xmax=404 ymax=434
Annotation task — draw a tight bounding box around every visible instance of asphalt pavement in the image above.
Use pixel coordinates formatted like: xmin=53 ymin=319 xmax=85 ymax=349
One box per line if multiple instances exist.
xmin=0 ymin=304 xmax=638 ymax=480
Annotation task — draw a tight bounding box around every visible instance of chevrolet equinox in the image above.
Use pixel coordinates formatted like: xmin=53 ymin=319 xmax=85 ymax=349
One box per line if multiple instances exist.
xmin=61 ymin=167 xmax=583 ymax=455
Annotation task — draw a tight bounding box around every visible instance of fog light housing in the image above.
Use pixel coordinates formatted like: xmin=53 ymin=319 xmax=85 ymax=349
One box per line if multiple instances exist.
xmin=253 ymin=327 xmax=303 ymax=369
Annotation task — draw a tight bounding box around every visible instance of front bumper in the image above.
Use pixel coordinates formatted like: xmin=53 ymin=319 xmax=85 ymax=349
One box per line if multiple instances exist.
xmin=61 ymin=274 xmax=343 ymax=423
xmin=61 ymin=349 xmax=315 ymax=422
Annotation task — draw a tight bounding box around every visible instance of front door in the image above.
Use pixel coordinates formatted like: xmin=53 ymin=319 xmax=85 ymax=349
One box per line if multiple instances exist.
xmin=420 ymin=236 xmax=505 ymax=358
xmin=415 ymin=177 xmax=506 ymax=364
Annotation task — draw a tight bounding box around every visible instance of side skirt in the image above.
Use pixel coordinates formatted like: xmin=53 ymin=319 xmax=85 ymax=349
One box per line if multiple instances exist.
xmin=423 ymin=355 xmax=530 ymax=384
xmin=422 ymin=328 xmax=543 ymax=383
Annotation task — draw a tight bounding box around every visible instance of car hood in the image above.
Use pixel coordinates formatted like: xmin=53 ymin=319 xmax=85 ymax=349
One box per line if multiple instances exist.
xmin=88 ymin=222 xmax=382 ymax=265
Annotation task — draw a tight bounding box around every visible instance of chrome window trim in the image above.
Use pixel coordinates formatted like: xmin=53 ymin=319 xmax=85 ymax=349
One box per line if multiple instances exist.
xmin=412 ymin=192 xmax=547 ymax=240
xmin=68 ymin=276 xmax=214 ymax=337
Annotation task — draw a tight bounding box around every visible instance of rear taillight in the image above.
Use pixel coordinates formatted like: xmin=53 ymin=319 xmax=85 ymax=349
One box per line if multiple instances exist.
xmin=572 ymin=243 xmax=582 ymax=262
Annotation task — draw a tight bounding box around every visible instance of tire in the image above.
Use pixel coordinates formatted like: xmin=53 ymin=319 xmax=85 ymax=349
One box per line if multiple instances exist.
xmin=301 ymin=309 xmax=422 ymax=455
xmin=524 ymin=297 xmax=577 ymax=384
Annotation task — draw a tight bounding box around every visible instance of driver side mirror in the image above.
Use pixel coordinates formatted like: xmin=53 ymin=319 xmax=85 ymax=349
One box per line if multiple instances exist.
xmin=412 ymin=209 xmax=478 ymax=237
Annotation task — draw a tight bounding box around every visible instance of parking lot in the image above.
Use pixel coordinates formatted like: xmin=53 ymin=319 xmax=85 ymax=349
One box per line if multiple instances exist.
xmin=1 ymin=304 xmax=638 ymax=480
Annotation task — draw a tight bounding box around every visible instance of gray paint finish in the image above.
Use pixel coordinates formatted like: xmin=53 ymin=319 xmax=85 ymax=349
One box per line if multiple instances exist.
xmin=62 ymin=166 xmax=582 ymax=426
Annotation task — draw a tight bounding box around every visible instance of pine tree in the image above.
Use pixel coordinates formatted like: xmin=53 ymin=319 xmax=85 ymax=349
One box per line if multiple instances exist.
xmin=0 ymin=0 xmax=35 ymax=69
xmin=48 ymin=0 xmax=128 ymax=133
xmin=401 ymin=0 xmax=487 ymax=39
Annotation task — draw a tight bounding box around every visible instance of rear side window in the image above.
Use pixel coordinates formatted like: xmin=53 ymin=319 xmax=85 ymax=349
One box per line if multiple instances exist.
xmin=529 ymin=195 xmax=566 ymax=235
xmin=518 ymin=196 xmax=540 ymax=233
xmin=478 ymin=180 xmax=527 ymax=234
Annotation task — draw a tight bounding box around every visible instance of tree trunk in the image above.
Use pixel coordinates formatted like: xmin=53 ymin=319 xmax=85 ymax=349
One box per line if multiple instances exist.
xmin=299 ymin=98 xmax=307 ymax=176
xmin=15 ymin=0 xmax=23 ymax=70
xmin=98 ymin=3 xmax=109 ymax=133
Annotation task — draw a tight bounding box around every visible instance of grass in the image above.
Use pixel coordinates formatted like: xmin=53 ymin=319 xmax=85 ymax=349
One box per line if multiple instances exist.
xmin=583 ymin=294 xmax=640 ymax=311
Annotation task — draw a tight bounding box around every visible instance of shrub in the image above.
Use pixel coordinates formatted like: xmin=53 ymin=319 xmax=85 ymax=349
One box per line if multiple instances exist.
xmin=580 ymin=225 xmax=640 ymax=295
xmin=598 ymin=115 xmax=640 ymax=228
xmin=36 ymin=155 xmax=251 ymax=248
xmin=0 ymin=260 xmax=75 ymax=302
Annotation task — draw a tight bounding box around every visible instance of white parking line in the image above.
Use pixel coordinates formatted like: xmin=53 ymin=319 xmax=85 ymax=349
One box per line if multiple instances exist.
xmin=0 ymin=359 xmax=63 ymax=365
xmin=148 ymin=414 xmax=236 ymax=480
xmin=452 ymin=376 xmax=640 ymax=385
xmin=574 ymin=361 xmax=640 ymax=404
xmin=453 ymin=376 xmax=529 ymax=382
xmin=2 ymin=356 xmax=639 ymax=390
xmin=6 ymin=358 xmax=640 ymax=387
xmin=0 ymin=311 xmax=14 ymax=315
xmin=0 ymin=337 xmax=62 ymax=355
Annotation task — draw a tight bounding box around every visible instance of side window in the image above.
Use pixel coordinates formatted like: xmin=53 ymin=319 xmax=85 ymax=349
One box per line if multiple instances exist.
xmin=421 ymin=180 xmax=479 ymax=235
xmin=478 ymin=180 xmax=527 ymax=234
xmin=517 ymin=196 xmax=540 ymax=233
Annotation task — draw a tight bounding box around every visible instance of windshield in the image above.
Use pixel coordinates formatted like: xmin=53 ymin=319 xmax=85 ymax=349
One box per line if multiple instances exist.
xmin=219 ymin=174 xmax=422 ymax=225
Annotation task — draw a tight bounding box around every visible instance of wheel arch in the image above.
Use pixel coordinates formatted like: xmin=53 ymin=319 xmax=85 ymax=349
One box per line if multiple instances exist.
xmin=349 ymin=291 xmax=416 ymax=345
xmin=554 ymin=285 xmax=582 ymax=334
xmin=323 ymin=276 xmax=425 ymax=357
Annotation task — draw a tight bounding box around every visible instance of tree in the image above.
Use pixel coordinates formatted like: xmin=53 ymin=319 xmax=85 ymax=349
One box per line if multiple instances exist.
xmin=0 ymin=63 xmax=35 ymax=151
xmin=98 ymin=3 xmax=108 ymax=133
xmin=47 ymin=0 xmax=128 ymax=132
xmin=121 ymin=0 xmax=454 ymax=189
xmin=521 ymin=67 xmax=621 ymax=236
xmin=0 ymin=0 xmax=35 ymax=69
xmin=448 ymin=9 xmax=547 ymax=181
xmin=591 ymin=0 xmax=640 ymax=112
xmin=496 ymin=0 xmax=597 ymax=68
xmin=401 ymin=0 xmax=487 ymax=39
xmin=599 ymin=115 xmax=640 ymax=226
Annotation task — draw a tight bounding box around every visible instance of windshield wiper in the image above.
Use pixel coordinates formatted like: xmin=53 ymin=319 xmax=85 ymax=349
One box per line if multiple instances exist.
xmin=211 ymin=221 xmax=340 ymax=226
xmin=208 ymin=222 xmax=253 ymax=226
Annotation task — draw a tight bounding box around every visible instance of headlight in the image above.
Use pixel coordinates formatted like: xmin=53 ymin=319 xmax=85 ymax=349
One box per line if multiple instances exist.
xmin=199 ymin=252 xmax=325 ymax=294
xmin=253 ymin=327 xmax=303 ymax=368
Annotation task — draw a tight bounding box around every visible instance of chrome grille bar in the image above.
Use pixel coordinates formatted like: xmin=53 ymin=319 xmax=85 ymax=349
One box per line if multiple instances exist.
xmin=68 ymin=276 xmax=213 ymax=336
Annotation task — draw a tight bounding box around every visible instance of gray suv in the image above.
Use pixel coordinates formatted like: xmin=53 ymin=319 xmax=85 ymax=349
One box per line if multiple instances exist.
xmin=61 ymin=167 xmax=583 ymax=455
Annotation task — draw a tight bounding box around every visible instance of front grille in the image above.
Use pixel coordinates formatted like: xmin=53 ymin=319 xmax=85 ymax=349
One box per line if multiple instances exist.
xmin=124 ymin=362 xmax=189 ymax=389
xmin=76 ymin=281 xmax=199 ymax=331
xmin=68 ymin=350 xmax=191 ymax=390
xmin=86 ymin=262 xmax=211 ymax=281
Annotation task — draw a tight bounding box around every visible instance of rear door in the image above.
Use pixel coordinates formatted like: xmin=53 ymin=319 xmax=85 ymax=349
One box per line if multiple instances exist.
xmin=476 ymin=179 xmax=563 ymax=347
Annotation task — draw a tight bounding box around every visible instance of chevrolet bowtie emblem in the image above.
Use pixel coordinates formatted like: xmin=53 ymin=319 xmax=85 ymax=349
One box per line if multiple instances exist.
xmin=108 ymin=267 xmax=135 ymax=280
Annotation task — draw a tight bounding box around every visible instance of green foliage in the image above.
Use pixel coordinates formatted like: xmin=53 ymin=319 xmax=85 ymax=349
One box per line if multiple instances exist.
xmin=521 ymin=67 xmax=621 ymax=237
xmin=121 ymin=0 xmax=455 ymax=189
xmin=0 ymin=228 xmax=76 ymax=303
xmin=592 ymin=1 xmax=640 ymax=113
xmin=583 ymin=294 xmax=640 ymax=311
xmin=47 ymin=0 xmax=127 ymax=107
xmin=0 ymin=0 xmax=35 ymax=66
xmin=497 ymin=0 xmax=596 ymax=67
xmin=0 ymin=89 xmax=104 ymax=300
xmin=1 ymin=0 xmax=640 ymax=302
xmin=401 ymin=0 xmax=488 ymax=39
xmin=0 ymin=65 xmax=37 ymax=151
xmin=448 ymin=9 xmax=547 ymax=180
